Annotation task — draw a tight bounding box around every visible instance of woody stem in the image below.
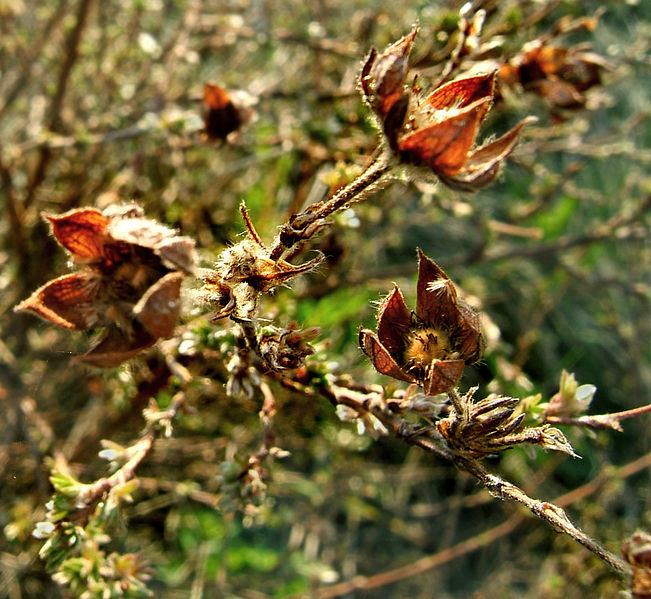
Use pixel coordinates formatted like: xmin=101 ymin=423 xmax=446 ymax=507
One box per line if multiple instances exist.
xmin=269 ymin=149 xmax=393 ymax=260
xmin=455 ymin=456 xmax=631 ymax=577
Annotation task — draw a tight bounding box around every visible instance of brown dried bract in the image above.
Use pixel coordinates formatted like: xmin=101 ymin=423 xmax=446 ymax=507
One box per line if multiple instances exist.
xmin=360 ymin=26 xmax=418 ymax=127
xmin=359 ymin=249 xmax=484 ymax=395
xmin=15 ymin=206 xmax=195 ymax=367
xmin=396 ymin=74 xmax=534 ymax=190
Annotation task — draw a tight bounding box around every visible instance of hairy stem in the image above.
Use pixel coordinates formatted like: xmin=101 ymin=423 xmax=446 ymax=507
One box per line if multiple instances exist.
xmin=269 ymin=151 xmax=392 ymax=260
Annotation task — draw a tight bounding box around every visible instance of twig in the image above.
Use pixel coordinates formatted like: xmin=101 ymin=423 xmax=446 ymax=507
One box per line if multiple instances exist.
xmin=456 ymin=456 xmax=630 ymax=575
xmin=545 ymin=403 xmax=651 ymax=432
xmin=269 ymin=152 xmax=392 ymax=260
xmin=79 ymin=433 xmax=155 ymax=510
xmin=302 ymin=378 xmax=632 ymax=576
xmin=288 ymin=451 xmax=651 ymax=599
xmin=24 ymin=0 xmax=95 ymax=209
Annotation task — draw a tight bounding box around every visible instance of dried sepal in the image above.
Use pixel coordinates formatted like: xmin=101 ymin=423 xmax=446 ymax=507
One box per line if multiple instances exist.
xmin=376 ymin=285 xmax=411 ymax=358
xmin=438 ymin=116 xmax=537 ymax=191
xmin=398 ymin=97 xmax=491 ymax=177
xmin=74 ymin=325 xmax=156 ymax=369
xmin=359 ymin=328 xmax=416 ymax=384
xmin=14 ymin=272 xmax=101 ymax=330
xmin=46 ymin=209 xmax=110 ymax=261
xmin=360 ymin=25 xmax=418 ymax=121
xmin=132 ymin=271 xmax=183 ymax=338
xmin=424 ymin=359 xmax=465 ymax=395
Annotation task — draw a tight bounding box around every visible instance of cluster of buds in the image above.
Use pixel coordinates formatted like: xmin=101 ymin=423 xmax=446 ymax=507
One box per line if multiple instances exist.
xmin=359 ymin=250 xmax=484 ymax=396
xmin=437 ymin=391 xmax=524 ymax=457
xmin=258 ymin=323 xmax=320 ymax=371
xmin=202 ymin=205 xmax=321 ymax=322
xmin=360 ymin=26 xmax=533 ymax=191
xmin=499 ymin=40 xmax=612 ymax=119
xmin=15 ymin=205 xmax=195 ymax=367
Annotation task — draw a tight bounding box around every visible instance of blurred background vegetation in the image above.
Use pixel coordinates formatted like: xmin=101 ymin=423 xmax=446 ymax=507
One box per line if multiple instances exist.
xmin=0 ymin=0 xmax=649 ymax=597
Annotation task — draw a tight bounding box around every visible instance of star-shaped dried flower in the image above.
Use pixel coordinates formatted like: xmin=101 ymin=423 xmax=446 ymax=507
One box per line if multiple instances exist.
xmin=14 ymin=205 xmax=195 ymax=367
xmin=360 ymin=26 xmax=533 ymax=191
xmin=359 ymin=250 xmax=484 ymax=395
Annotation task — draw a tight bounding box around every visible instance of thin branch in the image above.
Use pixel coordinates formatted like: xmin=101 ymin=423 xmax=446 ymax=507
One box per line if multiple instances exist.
xmin=268 ymin=152 xmax=392 ymax=260
xmin=298 ymin=378 xmax=632 ymax=577
xmin=288 ymin=451 xmax=651 ymax=599
xmin=82 ymin=434 xmax=154 ymax=502
xmin=24 ymin=0 xmax=95 ymax=209
xmin=545 ymin=403 xmax=651 ymax=432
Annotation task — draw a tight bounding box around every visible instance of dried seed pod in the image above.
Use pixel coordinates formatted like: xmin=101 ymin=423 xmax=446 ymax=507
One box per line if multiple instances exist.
xmin=360 ymin=28 xmax=533 ymax=190
xmin=15 ymin=206 xmax=195 ymax=367
xmin=201 ymin=83 xmax=257 ymax=141
xmin=359 ymin=250 xmax=484 ymax=395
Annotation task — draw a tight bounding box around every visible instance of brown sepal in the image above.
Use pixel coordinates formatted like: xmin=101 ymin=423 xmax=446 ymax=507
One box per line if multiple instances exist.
xmin=439 ymin=116 xmax=535 ymax=191
xmin=74 ymin=324 xmax=155 ymax=368
xmin=376 ymin=285 xmax=411 ymax=359
xmin=416 ymin=249 xmax=458 ymax=327
xmin=46 ymin=209 xmax=110 ymax=261
xmin=14 ymin=272 xmax=101 ymax=330
xmin=425 ymin=72 xmax=495 ymax=117
xmin=398 ymin=98 xmax=490 ymax=177
xmin=424 ymin=359 xmax=465 ymax=395
xmin=359 ymin=329 xmax=416 ymax=384
xmin=361 ymin=25 xmax=418 ymax=119
xmin=133 ymin=272 xmax=183 ymax=338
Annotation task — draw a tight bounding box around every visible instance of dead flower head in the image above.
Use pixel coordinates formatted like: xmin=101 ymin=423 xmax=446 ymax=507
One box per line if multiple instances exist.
xmin=359 ymin=250 xmax=484 ymax=395
xmin=202 ymin=204 xmax=321 ymax=322
xmin=15 ymin=205 xmax=195 ymax=367
xmin=201 ymin=83 xmax=257 ymax=142
xmin=360 ymin=26 xmax=533 ymax=191
xmin=499 ymin=40 xmax=612 ymax=119
xmin=259 ymin=323 xmax=320 ymax=371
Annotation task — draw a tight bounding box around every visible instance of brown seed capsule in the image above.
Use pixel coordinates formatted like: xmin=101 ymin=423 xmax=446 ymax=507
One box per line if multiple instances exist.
xmin=359 ymin=250 xmax=484 ymax=395
xmin=15 ymin=206 xmax=195 ymax=367
xmin=360 ymin=28 xmax=533 ymax=190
